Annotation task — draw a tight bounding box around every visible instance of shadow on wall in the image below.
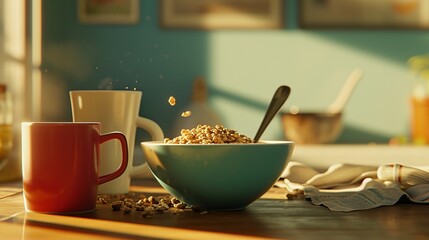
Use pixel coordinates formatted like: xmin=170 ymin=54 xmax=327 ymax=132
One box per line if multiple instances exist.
xmin=211 ymin=87 xmax=269 ymax=112
xmin=212 ymin=87 xmax=392 ymax=144
xmin=337 ymin=124 xmax=392 ymax=144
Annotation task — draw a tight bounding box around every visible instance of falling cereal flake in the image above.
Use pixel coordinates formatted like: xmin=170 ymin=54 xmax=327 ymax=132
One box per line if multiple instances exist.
xmin=168 ymin=96 xmax=176 ymax=106
xmin=181 ymin=111 xmax=191 ymax=118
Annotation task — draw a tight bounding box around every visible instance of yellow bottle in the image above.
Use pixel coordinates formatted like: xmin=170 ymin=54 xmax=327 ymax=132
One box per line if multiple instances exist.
xmin=408 ymin=55 xmax=429 ymax=144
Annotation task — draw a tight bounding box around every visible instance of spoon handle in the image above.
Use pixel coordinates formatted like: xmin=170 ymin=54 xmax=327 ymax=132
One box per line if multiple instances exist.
xmin=327 ymin=68 xmax=363 ymax=114
xmin=254 ymin=85 xmax=291 ymax=143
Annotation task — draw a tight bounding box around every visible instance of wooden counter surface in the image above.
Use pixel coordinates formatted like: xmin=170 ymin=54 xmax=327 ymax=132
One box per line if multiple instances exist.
xmin=1 ymin=179 xmax=428 ymax=240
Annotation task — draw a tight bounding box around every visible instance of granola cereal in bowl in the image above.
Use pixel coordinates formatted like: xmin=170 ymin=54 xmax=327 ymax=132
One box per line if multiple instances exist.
xmin=141 ymin=125 xmax=294 ymax=210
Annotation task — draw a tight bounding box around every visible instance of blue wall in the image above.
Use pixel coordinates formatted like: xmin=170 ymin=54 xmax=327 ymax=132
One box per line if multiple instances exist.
xmin=42 ymin=0 xmax=211 ymax=141
xmin=41 ymin=0 xmax=429 ymax=145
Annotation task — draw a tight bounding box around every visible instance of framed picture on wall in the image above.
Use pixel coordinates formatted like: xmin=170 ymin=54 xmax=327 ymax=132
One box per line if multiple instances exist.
xmin=78 ymin=0 xmax=139 ymax=24
xmin=160 ymin=0 xmax=283 ymax=29
xmin=300 ymin=0 xmax=429 ymax=29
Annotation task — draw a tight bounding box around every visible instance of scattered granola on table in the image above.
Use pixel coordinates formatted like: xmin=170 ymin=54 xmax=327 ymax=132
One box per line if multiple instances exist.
xmin=285 ymin=189 xmax=305 ymax=200
xmin=97 ymin=193 xmax=207 ymax=217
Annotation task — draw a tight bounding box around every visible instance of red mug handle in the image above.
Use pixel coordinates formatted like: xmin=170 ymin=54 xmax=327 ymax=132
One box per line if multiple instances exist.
xmin=98 ymin=132 xmax=128 ymax=185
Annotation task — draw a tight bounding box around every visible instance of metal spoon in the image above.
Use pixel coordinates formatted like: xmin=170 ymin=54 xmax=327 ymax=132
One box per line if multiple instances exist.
xmin=253 ymin=85 xmax=291 ymax=143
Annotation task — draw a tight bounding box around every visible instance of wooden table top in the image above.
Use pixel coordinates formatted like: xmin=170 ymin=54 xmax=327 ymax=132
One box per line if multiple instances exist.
xmin=1 ymin=179 xmax=428 ymax=240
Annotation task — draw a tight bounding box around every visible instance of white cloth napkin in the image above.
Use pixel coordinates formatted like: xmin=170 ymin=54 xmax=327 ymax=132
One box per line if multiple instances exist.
xmin=277 ymin=161 xmax=429 ymax=212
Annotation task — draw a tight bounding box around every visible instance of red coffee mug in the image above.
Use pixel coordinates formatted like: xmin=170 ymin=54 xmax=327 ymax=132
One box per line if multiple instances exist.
xmin=21 ymin=122 xmax=128 ymax=213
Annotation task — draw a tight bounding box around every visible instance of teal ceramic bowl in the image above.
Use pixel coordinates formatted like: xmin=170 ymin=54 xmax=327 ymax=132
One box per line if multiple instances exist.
xmin=141 ymin=141 xmax=294 ymax=210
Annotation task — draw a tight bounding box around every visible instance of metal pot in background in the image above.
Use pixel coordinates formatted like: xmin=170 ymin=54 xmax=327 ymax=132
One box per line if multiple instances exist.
xmin=281 ymin=68 xmax=363 ymax=144
xmin=281 ymin=111 xmax=342 ymax=144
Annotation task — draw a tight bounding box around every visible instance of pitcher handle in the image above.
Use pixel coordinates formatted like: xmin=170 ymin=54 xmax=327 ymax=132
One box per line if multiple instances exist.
xmin=131 ymin=117 xmax=164 ymax=177
xmin=135 ymin=117 xmax=164 ymax=141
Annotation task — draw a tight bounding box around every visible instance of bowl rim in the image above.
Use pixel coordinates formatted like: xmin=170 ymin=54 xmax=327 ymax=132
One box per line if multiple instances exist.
xmin=141 ymin=140 xmax=294 ymax=146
